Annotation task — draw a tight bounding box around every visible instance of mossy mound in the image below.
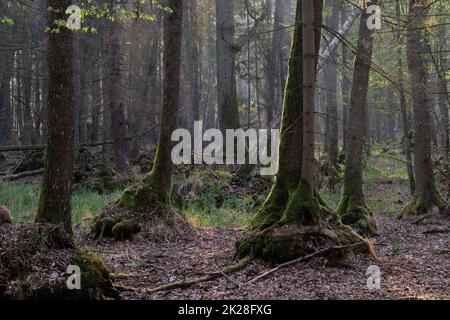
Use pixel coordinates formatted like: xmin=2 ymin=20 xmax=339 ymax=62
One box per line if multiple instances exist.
xmin=117 ymin=183 xmax=163 ymax=213
xmin=236 ymin=222 xmax=363 ymax=266
xmin=236 ymin=181 xmax=368 ymax=266
xmin=91 ymin=204 xmax=142 ymax=241
xmin=0 ymin=205 xmax=13 ymax=224
xmin=111 ymin=219 xmax=141 ymax=241
xmin=0 ymin=224 xmax=118 ymax=300
xmin=337 ymin=195 xmax=378 ymax=237
xmin=91 ymin=199 xmax=184 ymax=242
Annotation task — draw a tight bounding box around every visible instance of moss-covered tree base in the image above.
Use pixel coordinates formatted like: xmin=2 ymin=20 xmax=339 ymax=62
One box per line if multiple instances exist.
xmin=397 ymin=191 xmax=446 ymax=219
xmin=0 ymin=225 xmax=118 ymax=300
xmin=337 ymin=195 xmax=378 ymax=237
xmin=91 ymin=182 xmax=184 ymax=241
xmin=236 ymin=181 xmax=368 ymax=266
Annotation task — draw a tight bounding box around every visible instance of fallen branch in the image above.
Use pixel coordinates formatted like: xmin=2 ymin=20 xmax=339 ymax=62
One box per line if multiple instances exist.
xmin=318 ymin=7 xmax=360 ymax=71
xmin=245 ymin=241 xmax=369 ymax=286
xmin=1 ymin=168 xmax=44 ymax=181
xmin=146 ymin=256 xmax=250 ymax=295
xmin=423 ymin=226 xmax=450 ymax=235
xmin=432 ymin=248 xmax=450 ymax=255
xmin=412 ymin=214 xmax=431 ymax=225
xmin=0 ymin=123 xmax=160 ymax=153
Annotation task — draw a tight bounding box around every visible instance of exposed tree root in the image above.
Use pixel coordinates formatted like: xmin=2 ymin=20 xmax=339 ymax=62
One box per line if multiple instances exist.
xmin=145 ymin=256 xmax=251 ymax=295
xmin=237 ymin=180 xmax=372 ymax=266
xmin=245 ymin=241 xmax=372 ymax=285
xmin=337 ymin=195 xmax=378 ymax=237
xmin=398 ymin=191 xmax=446 ymax=219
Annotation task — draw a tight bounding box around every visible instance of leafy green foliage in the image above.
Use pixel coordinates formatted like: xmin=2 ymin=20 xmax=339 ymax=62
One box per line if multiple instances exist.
xmin=172 ymin=169 xmax=266 ymax=229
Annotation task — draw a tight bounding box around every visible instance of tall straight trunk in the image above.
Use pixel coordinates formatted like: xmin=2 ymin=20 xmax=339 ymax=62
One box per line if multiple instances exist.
xmin=340 ymin=3 xmax=352 ymax=153
xmin=73 ymin=31 xmax=81 ymax=158
xmin=22 ymin=46 xmax=34 ymax=145
xmin=237 ymin=0 xmax=365 ymax=265
xmin=107 ymin=16 xmax=130 ymax=174
xmin=33 ymin=55 xmax=42 ymax=144
xmin=36 ymin=0 xmax=74 ymax=238
xmin=395 ymin=0 xmax=415 ymax=195
xmin=148 ymin=37 xmax=161 ymax=144
xmin=117 ymin=0 xmax=183 ymax=211
xmin=185 ymin=0 xmax=201 ymax=123
xmin=91 ymin=55 xmax=102 ymax=143
xmin=264 ymin=0 xmax=276 ymax=128
xmin=0 ymin=40 xmax=13 ymax=146
xmin=203 ymin=2 xmax=217 ymax=130
xmin=274 ymin=0 xmax=290 ymax=111
xmin=216 ymin=0 xmax=240 ymax=131
xmin=437 ymin=24 xmax=449 ymax=186
xmin=337 ymin=1 xmax=379 ymax=237
xmin=301 ymin=0 xmax=317 ymax=192
xmin=15 ymin=52 xmax=25 ymax=144
xmin=323 ymin=0 xmax=342 ymax=169
xmin=400 ymin=0 xmax=445 ymax=217
xmin=40 ymin=33 xmax=49 ymax=142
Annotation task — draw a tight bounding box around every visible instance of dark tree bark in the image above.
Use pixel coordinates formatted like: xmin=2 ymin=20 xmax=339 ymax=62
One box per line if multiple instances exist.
xmin=337 ymin=1 xmax=379 ymax=237
xmin=301 ymin=0 xmax=318 ymax=194
xmin=117 ymin=0 xmax=184 ymax=211
xmin=22 ymin=46 xmax=34 ymax=145
xmin=0 ymin=34 xmax=13 ymax=146
xmin=73 ymin=31 xmax=82 ymax=158
xmin=323 ymin=0 xmax=342 ymax=169
xmin=216 ymin=0 xmax=240 ymax=131
xmin=35 ymin=0 xmax=74 ymax=240
xmin=185 ymin=0 xmax=201 ymax=124
xmin=107 ymin=12 xmax=131 ymax=174
xmin=400 ymin=0 xmax=445 ymax=217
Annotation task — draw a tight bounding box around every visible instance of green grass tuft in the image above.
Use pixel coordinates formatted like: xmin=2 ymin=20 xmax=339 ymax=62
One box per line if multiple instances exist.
xmin=0 ymin=181 xmax=119 ymax=226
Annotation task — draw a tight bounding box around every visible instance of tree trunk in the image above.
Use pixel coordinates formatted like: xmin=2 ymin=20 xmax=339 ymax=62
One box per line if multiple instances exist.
xmin=437 ymin=24 xmax=449 ymax=189
xmin=73 ymin=31 xmax=81 ymax=158
xmin=273 ymin=0 xmax=291 ymax=112
xmin=106 ymin=15 xmax=131 ymax=174
xmin=340 ymin=2 xmax=352 ymax=153
xmin=236 ymin=0 xmax=365 ymax=265
xmin=323 ymin=0 xmax=342 ymax=169
xmin=216 ymin=0 xmax=240 ymax=131
xmin=301 ymin=0 xmax=318 ymax=193
xmin=116 ymin=0 xmax=183 ymax=211
xmin=185 ymin=0 xmax=201 ymax=124
xmin=395 ymin=0 xmax=415 ymax=195
xmin=337 ymin=1 xmax=379 ymax=237
xmin=35 ymin=0 xmax=74 ymax=242
xmin=400 ymin=0 xmax=445 ymax=217
xmin=0 ymin=37 xmax=13 ymax=146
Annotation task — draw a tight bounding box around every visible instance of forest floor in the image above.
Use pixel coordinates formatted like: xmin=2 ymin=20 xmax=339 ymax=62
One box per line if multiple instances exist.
xmin=2 ymin=148 xmax=449 ymax=300
xmin=83 ymin=212 xmax=449 ymax=300
xmin=82 ymin=180 xmax=450 ymax=300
